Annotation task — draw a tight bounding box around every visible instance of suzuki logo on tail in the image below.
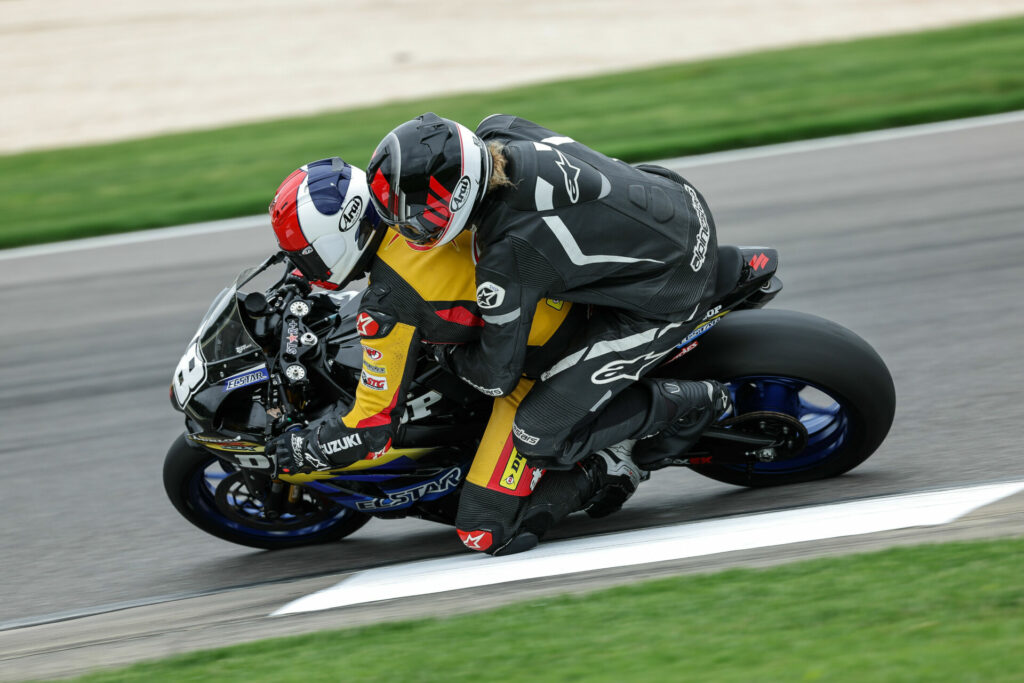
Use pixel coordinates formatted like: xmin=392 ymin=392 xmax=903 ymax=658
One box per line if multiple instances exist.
xmin=554 ymin=150 xmax=581 ymax=203
xmin=749 ymin=253 xmax=770 ymax=271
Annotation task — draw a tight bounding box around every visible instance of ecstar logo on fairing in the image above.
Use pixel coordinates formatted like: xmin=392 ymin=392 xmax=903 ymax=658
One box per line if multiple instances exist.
xmin=223 ymin=366 xmax=269 ymax=392
xmin=354 ymin=467 xmax=462 ymax=511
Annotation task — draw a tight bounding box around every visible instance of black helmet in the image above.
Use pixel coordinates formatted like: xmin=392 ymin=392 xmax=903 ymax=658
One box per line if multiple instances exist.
xmin=366 ymin=113 xmax=491 ymax=250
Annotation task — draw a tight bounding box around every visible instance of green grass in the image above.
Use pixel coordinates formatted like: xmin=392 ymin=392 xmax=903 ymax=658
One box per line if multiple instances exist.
xmin=3 ymin=15 xmax=1024 ymax=249
xmin=69 ymin=538 xmax=1024 ymax=682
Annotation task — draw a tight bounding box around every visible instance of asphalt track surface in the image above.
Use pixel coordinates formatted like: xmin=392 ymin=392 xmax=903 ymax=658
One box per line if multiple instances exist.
xmin=2 ymin=115 xmax=1023 ymax=677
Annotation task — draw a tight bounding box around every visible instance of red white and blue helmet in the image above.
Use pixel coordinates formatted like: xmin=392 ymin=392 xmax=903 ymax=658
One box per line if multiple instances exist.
xmin=366 ymin=113 xmax=491 ymax=250
xmin=269 ymin=157 xmax=384 ymax=287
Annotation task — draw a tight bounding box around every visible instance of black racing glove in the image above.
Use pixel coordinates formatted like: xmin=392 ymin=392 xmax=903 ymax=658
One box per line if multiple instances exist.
xmin=430 ymin=343 xmax=458 ymax=372
xmin=265 ymin=428 xmax=331 ymax=475
xmin=266 ymin=419 xmax=375 ymax=475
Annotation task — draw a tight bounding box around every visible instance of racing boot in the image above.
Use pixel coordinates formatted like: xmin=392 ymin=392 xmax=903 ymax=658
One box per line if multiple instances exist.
xmin=478 ymin=443 xmax=647 ymax=555
xmin=633 ymin=380 xmax=732 ymax=470
xmin=580 ymin=439 xmax=646 ymax=519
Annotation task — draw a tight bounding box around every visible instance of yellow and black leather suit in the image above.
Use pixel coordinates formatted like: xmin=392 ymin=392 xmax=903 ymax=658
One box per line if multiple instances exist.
xmin=340 ymin=229 xmax=583 ymax=552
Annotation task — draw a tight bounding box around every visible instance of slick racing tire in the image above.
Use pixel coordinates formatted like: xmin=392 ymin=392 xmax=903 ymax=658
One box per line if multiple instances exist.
xmin=163 ymin=434 xmax=370 ymax=550
xmin=658 ymin=309 xmax=896 ymax=487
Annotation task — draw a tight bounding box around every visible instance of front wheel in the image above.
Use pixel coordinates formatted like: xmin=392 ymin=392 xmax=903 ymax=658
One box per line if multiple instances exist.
xmin=658 ymin=309 xmax=896 ymax=487
xmin=163 ymin=434 xmax=370 ymax=550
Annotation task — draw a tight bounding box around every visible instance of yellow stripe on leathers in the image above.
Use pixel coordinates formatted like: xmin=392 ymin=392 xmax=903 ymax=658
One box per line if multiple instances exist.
xmin=466 ymin=378 xmax=535 ymax=488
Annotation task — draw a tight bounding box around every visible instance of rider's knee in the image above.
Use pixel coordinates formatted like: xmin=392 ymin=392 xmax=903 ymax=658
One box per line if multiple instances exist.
xmin=510 ymin=420 xmax=561 ymax=459
xmin=512 ymin=417 xmax=594 ymax=470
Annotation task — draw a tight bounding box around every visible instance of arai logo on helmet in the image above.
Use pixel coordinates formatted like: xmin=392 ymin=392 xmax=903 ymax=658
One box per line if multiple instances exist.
xmin=449 ymin=176 xmax=473 ymax=212
xmin=339 ymin=196 xmax=364 ymax=232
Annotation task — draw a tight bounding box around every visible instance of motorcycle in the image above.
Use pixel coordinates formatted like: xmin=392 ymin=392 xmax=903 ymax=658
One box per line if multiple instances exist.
xmin=165 ymin=246 xmax=896 ymax=550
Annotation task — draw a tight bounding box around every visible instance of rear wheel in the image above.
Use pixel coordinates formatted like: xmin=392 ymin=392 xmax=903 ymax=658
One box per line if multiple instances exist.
xmin=658 ymin=309 xmax=895 ymax=487
xmin=163 ymin=434 xmax=370 ymax=550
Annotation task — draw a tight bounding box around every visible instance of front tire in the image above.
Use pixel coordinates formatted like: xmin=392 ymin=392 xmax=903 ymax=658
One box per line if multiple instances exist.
xmin=658 ymin=309 xmax=895 ymax=487
xmin=163 ymin=434 xmax=370 ymax=550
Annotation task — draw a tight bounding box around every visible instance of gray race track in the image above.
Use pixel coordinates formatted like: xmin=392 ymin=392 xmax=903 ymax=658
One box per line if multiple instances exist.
xmin=1 ymin=117 xmax=1023 ymax=635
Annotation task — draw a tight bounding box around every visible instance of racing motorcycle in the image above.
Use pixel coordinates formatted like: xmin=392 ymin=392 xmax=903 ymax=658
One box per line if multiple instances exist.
xmin=165 ymin=246 xmax=896 ymax=550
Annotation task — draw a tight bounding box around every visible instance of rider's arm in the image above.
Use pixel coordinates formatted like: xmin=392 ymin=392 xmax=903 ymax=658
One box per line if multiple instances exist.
xmin=339 ymin=306 xmax=419 ymax=440
xmin=446 ymin=239 xmax=547 ymax=397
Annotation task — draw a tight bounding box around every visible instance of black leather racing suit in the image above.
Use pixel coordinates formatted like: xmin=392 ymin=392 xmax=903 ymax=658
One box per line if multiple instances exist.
xmin=444 ymin=115 xmax=720 ymax=467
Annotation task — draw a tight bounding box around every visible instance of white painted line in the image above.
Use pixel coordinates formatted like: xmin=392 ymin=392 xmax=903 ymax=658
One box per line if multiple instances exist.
xmin=3 ymin=110 xmax=1022 ymax=263
xmin=272 ymin=480 xmax=1024 ymax=616
xmin=0 ymin=215 xmax=267 ymax=262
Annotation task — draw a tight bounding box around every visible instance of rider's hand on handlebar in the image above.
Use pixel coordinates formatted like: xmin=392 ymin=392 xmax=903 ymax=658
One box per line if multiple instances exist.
xmin=265 ymin=418 xmax=373 ymax=475
xmin=429 ymin=343 xmax=457 ymax=371
xmin=264 ymin=428 xmax=327 ymax=475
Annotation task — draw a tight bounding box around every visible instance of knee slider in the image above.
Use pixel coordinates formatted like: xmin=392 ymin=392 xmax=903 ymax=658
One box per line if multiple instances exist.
xmin=456 ymin=527 xmax=505 ymax=554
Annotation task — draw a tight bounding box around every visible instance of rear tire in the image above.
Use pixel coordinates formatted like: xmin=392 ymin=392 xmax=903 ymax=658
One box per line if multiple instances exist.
xmin=657 ymin=309 xmax=895 ymax=487
xmin=163 ymin=434 xmax=370 ymax=550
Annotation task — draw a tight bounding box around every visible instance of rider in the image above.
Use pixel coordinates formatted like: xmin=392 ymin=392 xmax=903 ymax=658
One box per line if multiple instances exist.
xmin=265 ymin=156 xmax=646 ymax=555
xmin=364 ymin=113 xmax=731 ymax=504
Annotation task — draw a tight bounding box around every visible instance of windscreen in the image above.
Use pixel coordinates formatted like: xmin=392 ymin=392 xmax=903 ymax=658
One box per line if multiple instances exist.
xmin=195 ymin=267 xmax=261 ymax=365
xmin=172 ymin=267 xmax=269 ymax=410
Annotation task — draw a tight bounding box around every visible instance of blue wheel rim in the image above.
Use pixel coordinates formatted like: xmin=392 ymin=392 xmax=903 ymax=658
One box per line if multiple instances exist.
xmin=723 ymin=375 xmax=851 ymax=474
xmin=186 ymin=456 xmax=354 ymax=540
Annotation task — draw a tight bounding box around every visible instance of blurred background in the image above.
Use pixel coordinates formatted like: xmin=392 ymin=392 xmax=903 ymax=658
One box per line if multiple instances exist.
xmin=3 ymin=1 xmax=1024 ymax=679
xmin=4 ymin=0 xmax=1024 ymax=154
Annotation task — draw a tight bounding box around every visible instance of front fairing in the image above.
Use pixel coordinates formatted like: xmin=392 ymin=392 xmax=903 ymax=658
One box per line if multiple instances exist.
xmin=171 ymin=267 xmax=270 ymax=429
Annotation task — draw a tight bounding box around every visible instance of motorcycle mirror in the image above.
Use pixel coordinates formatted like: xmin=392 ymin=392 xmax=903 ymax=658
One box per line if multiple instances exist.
xmin=238 ymin=251 xmax=287 ymax=289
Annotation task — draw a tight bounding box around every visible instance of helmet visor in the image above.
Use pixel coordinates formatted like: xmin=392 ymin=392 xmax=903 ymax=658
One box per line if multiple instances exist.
xmin=368 ymin=134 xmax=405 ymax=223
xmin=390 ymin=209 xmax=449 ymax=246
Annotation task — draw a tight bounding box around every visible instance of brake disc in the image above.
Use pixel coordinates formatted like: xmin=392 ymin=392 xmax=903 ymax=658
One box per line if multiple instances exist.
xmin=214 ymin=471 xmax=334 ymax=530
